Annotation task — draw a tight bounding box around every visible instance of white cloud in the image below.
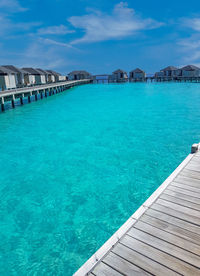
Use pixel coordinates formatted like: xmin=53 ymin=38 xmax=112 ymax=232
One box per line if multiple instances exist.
xmin=40 ymin=38 xmax=78 ymax=50
xmin=178 ymin=35 xmax=200 ymax=65
xmin=0 ymin=0 xmax=27 ymax=12
xmin=68 ymin=2 xmax=163 ymax=44
xmin=38 ymin=25 xmax=75 ymax=35
xmin=0 ymin=14 xmax=41 ymax=36
xmin=178 ymin=17 xmax=200 ymax=65
xmin=182 ymin=17 xmax=200 ymax=31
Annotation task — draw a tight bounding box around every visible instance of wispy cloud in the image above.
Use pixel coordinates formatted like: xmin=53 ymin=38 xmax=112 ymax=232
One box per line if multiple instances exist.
xmin=0 ymin=15 xmax=41 ymax=36
xmin=40 ymin=38 xmax=79 ymax=50
xmin=68 ymin=2 xmax=163 ymax=44
xmin=179 ymin=35 xmax=200 ymax=65
xmin=182 ymin=17 xmax=200 ymax=31
xmin=178 ymin=16 xmax=200 ymax=66
xmin=38 ymin=25 xmax=75 ymax=35
xmin=0 ymin=0 xmax=27 ymax=12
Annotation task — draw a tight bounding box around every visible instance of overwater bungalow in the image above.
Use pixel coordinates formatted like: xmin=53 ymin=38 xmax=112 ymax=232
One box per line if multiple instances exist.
xmin=161 ymin=66 xmax=179 ymax=77
xmin=180 ymin=65 xmax=200 ymax=77
xmin=44 ymin=70 xmax=56 ymax=83
xmin=68 ymin=70 xmax=91 ymax=80
xmin=46 ymin=70 xmax=62 ymax=82
xmin=111 ymin=69 xmax=128 ymax=82
xmin=2 ymin=65 xmax=26 ymax=87
xmin=34 ymin=69 xmax=48 ymax=84
xmin=129 ymin=68 xmax=146 ymax=82
xmin=22 ymin=68 xmax=45 ymax=85
xmin=0 ymin=66 xmax=17 ymax=91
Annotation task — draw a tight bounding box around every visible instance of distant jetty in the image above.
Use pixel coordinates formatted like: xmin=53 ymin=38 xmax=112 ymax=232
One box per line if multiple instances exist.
xmin=1 ymin=64 xmax=200 ymax=93
xmin=93 ymin=65 xmax=200 ymax=83
xmin=0 ymin=79 xmax=91 ymax=112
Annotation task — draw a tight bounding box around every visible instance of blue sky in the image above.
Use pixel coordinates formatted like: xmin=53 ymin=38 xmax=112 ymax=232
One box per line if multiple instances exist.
xmin=1 ymin=0 xmax=200 ymax=74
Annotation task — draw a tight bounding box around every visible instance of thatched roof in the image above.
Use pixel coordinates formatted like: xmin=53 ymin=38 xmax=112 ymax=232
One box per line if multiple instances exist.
xmin=113 ymin=69 xmax=127 ymax=74
xmin=130 ymin=68 xmax=145 ymax=73
xmin=69 ymin=70 xmax=90 ymax=75
xmin=46 ymin=70 xmax=61 ymax=76
xmin=35 ymin=68 xmax=49 ymax=75
xmin=22 ymin=68 xmax=42 ymax=75
xmin=161 ymin=66 xmax=178 ymax=71
xmin=2 ymin=65 xmax=26 ymax=74
xmin=181 ymin=65 xmax=200 ymax=71
xmin=0 ymin=66 xmax=15 ymax=75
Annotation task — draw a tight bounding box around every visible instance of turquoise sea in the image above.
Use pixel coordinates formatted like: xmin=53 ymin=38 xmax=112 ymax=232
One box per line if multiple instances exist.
xmin=1 ymin=83 xmax=200 ymax=275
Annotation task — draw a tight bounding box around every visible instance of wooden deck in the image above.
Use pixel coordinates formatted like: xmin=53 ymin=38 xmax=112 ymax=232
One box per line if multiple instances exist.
xmin=0 ymin=79 xmax=91 ymax=111
xmin=74 ymin=145 xmax=200 ymax=276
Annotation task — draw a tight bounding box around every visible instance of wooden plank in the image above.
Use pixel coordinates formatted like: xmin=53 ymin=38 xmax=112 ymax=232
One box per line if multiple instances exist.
xmin=128 ymin=227 xmax=200 ymax=268
xmin=164 ymin=188 xmax=200 ymax=205
xmin=156 ymin=198 xmax=200 ymax=220
xmin=185 ymin=163 xmax=200 ymax=172
xmin=112 ymin=242 xmax=178 ymax=276
xmin=103 ymin=251 xmax=151 ymax=276
xmin=141 ymin=213 xmax=200 ymax=246
xmin=134 ymin=220 xmax=200 ymax=256
xmin=160 ymin=193 xmax=200 ymax=211
xmin=151 ymin=203 xmax=200 ymax=226
xmin=180 ymin=168 xmax=200 ymax=180
xmin=171 ymin=181 xmax=200 ymax=194
xmin=92 ymin=262 xmax=123 ymax=276
xmin=145 ymin=208 xmax=200 ymax=235
xmin=174 ymin=175 xmax=200 ymax=189
xmin=190 ymin=156 xmax=200 ymax=163
xmin=120 ymin=234 xmax=199 ymax=276
xmin=167 ymin=185 xmax=200 ymax=199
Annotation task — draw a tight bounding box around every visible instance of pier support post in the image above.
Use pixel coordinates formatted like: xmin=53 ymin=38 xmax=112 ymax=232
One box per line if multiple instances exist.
xmin=28 ymin=93 xmax=31 ymax=103
xmin=20 ymin=95 xmax=24 ymax=105
xmin=45 ymin=89 xmax=47 ymax=97
xmin=11 ymin=95 xmax=15 ymax=108
xmin=40 ymin=91 xmax=43 ymax=99
xmin=1 ymin=97 xmax=5 ymax=112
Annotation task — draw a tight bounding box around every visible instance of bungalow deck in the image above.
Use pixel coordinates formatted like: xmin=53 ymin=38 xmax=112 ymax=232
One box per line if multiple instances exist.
xmin=74 ymin=144 xmax=200 ymax=276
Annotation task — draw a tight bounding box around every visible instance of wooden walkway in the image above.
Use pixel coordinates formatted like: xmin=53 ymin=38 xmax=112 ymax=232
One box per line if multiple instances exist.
xmin=74 ymin=145 xmax=200 ymax=276
xmin=0 ymin=79 xmax=91 ymax=111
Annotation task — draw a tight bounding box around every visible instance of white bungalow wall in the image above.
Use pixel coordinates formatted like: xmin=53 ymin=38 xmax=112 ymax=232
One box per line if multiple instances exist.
xmin=29 ymin=75 xmax=36 ymax=84
xmin=59 ymin=76 xmax=66 ymax=81
xmin=6 ymin=75 xmax=16 ymax=89
xmin=40 ymin=75 xmax=46 ymax=84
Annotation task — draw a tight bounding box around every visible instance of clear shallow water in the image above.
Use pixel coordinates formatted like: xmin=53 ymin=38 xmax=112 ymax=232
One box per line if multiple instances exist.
xmin=0 ymin=82 xmax=200 ymax=275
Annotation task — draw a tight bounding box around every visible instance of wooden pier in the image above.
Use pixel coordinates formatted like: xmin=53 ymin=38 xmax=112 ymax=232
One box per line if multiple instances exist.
xmin=75 ymin=144 xmax=200 ymax=276
xmin=0 ymin=79 xmax=91 ymax=112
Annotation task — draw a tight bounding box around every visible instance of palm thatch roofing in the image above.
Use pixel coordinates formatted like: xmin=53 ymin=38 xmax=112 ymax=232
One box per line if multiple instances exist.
xmin=2 ymin=65 xmax=27 ymax=74
xmin=181 ymin=65 xmax=200 ymax=71
xmin=69 ymin=70 xmax=90 ymax=75
xmin=113 ymin=69 xmax=127 ymax=74
xmin=0 ymin=66 xmax=15 ymax=75
xmin=130 ymin=68 xmax=145 ymax=73
xmin=22 ymin=68 xmax=42 ymax=75
xmin=35 ymin=68 xmax=49 ymax=75
xmin=161 ymin=66 xmax=178 ymax=71
xmin=46 ymin=70 xmax=61 ymax=76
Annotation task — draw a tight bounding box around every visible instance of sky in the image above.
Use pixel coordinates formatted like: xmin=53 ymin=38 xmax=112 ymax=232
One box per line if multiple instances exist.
xmin=1 ymin=0 xmax=200 ymax=74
